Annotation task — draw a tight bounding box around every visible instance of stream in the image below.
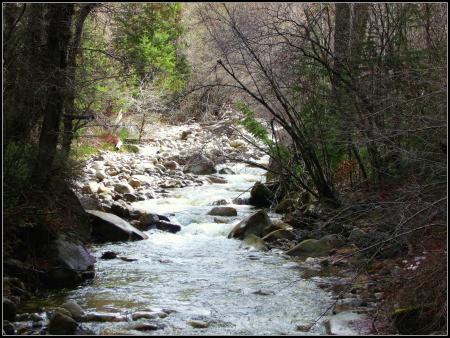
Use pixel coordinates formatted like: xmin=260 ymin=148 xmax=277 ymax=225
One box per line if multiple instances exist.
xmin=21 ymin=160 xmax=336 ymax=335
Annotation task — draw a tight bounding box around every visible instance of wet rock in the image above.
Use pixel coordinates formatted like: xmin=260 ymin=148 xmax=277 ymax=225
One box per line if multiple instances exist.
xmin=54 ymin=235 xmax=96 ymax=275
xmin=262 ymin=229 xmax=295 ymax=242
xmin=3 ymin=297 xmax=17 ymax=321
xmin=184 ymin=154 xmax=216 ymax=175
xmin=101 ymin=251 xmax=117 ymax=260
xmin=62 ymin=300 xmax=84 ymax=320
xmin=48 ymin=311 xmax=78 ymax=335
xmin=110 ymin=201 xmax=131 ymax=218
xmin=249 ymin=181 xmax=274 ymax=207
xmin=243 ymin=234 xmax=265 ymax=250
xmin=218 ymin=167 xmax=235 ymax=175
xmin=252 ymin=289 xmax=275 ymax=296
xmin=228 ymin=210 xmax=272 ymax=240
xmin=207 ymin=176 xmax=227 ymax=184
xmin=86 ymin=210 xmax=148 ymax=242
xmin=139 ymin=213 xmax=160 ymax=229
xmin=131 ymin=312 xmax=159 ymax=320
xmin=44 ymin=268 xmax=82 ymax=289
xmin=188 ymin=320 xmax=209 ymax=329
xmin=119 ymin=256 xmax=138 ymax=262
xmin=155 ymin=220 xmax=181 ymax=233
xmin=207 ymin=206 xmax=237 ymax=217
xmin=212 ymin=199 xmax=229 ymax=206
xmin=131 ymin=323 xmax=161 ymax=331
xmin=123 ymin=193 xmax=138 ymax=202
xmin=82 ymin=312 xmax=127 ymax=322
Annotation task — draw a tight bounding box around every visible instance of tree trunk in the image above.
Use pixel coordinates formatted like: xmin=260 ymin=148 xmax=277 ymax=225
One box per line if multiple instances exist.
xmin=32 ymin=4 xmax=74 ymax=186
xmin=62 ymin=4 xmax=96 ymax=157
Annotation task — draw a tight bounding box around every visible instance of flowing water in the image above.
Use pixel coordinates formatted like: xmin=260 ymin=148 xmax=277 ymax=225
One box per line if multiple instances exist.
xmin=26 ymin=160 xmax=335 ymax=335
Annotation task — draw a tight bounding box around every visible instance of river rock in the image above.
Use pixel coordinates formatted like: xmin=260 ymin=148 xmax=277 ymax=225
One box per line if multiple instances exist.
xmin=110 ymin=201 xmax=131 ymax=218
xmin=48 ymin=311 xmax=78 ymax=335
xmin=86 ymin=210 xmax=148 ymax=242
xmin=82 ymin=181 xmax=99 ymax=195
xmin=188 ymin=320 xmax=209 ymax=329
xmin=131 ymin=323 xmax=161 ymax=331
xmin=114 ymin=183 xmax=134 ymax=194
xmin=207 ymin=176 xmax=227 ymax=184
xmin=3 ymin=298 xmax=16 ymax=321
xmin=163 ymin=160 xmax=179 ymax=170
xmin=138 ymin=213 xmax=159 ymax=229
xmin=101 ymin=251 xmax=117 ymax=260
xmin=207 ymin=206 xmax=237 ymax=217
xmin=249 ymin=182 xmax=274 ymax=207
xmin=243 ymin=234 xmax=265 ymax=250
xmin=285 ymin=234 xmax=344 ymax=258
xmin=228 ymin=210 xmax=272 ymax=240
xmin=128 ymin=177 xmax=141 ymax=188
xmin=82 ymin=312 xmax=127 ymax=322
xmin=262 ymin=229 xmax=295 ymax=242
xmin=218 ymin=167 xmax=235 ymax=175
xmin=96 ymin=170 xmax=107 ymax=181
xmin=155 ymin=220 xmax=181 ymax=233
xmin=212 ymin=199 xmax=229 ymax=206
xmin=61 ymin=300 xmax=84 ymax=320
xmin=229 ymin=139 xmax=246 ymax=148
xmin=184 ymin=154 xmax=216 ymax=175
xmin=131 ymin=312 xmax=159 ymax=320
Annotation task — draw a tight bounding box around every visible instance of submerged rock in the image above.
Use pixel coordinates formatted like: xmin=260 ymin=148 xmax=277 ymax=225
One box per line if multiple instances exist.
xmin=86 ymin=210 xmax=148 ymax=242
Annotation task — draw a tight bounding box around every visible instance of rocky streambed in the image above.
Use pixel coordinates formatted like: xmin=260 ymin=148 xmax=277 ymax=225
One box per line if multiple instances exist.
xmin=6 ymin=122 xmax=376 ymax=335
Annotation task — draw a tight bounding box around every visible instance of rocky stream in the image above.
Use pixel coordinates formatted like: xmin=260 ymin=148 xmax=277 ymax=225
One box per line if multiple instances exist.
xmin=5 ymin=122 xmax=376 ymax=335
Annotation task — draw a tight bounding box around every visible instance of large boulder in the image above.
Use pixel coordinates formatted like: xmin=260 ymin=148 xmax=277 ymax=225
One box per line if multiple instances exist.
xmin=249 ymin=182 xmax=274 ymax=207
xmin=184 ymin=154 xmax=216 ymax=175
xmin=228 ymin=210 xmax=272 ymax=240
xmin=42 ymin=236 xmax=96 ymax=289
xmin=285 ymin=234 xmax=344 ymax=258
xmin=48 ymin=311 xmax=78 ymax=335
xmin=86 ymin=210 xmax=148 ymax=242
xmin=207 ymin=207 xmax=237 ymax=217
xmin=61 ymin=300 xmax=85 ymax=321
xmin=155 ymin=220 xmax=182 ymax=233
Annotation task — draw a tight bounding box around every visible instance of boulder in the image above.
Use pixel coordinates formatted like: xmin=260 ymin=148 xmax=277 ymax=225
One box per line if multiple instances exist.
xmin=285 ymin=234 xmax=344 ymax=258
xmin=228 ymin=210 xmax=272 ymax=240
xmin=81 ymin=312 xmax=127 ymax=322
xmin=95 ymin=170 xmax=107 ymax=181
xmin=114 ymin=183 xmax=134 ymax=194
xmin=110 ymin=201 xmax=131 ymax=218
xmin=262 ymin=229 xmax=295 ymax=242
xmin=86 ymin=210 xmax=148 ymax=242
xmin=207 ymin=207 xmax=237 ymax=217
xmin=188 ymin=320 xmax=209 ymax=329
xmin=61 ymin=300 xmax=84 ymax=321
xmin=131 ymin=312 xmax=159 ymax=320
xmin=249 ymin=182 xmax=274 ymax=207
xmin=211 ymin=199 xmax=229 ymax=206
xmin=184 ymin=154 xmax=216 ymax=175
xmin=48 ymin=311 xmax=78 ymax=335
xmin=138 ymin=213 xmax=159 ymax=230
xmin=155 ymin=220 xmax=181 ymax=233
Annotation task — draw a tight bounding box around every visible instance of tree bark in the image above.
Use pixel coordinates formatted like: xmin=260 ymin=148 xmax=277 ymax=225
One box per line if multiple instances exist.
xmin=32 ymin=4 xmax=74 ymax=186
xmin=62 ymin=4 xmax=97 ymax=157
